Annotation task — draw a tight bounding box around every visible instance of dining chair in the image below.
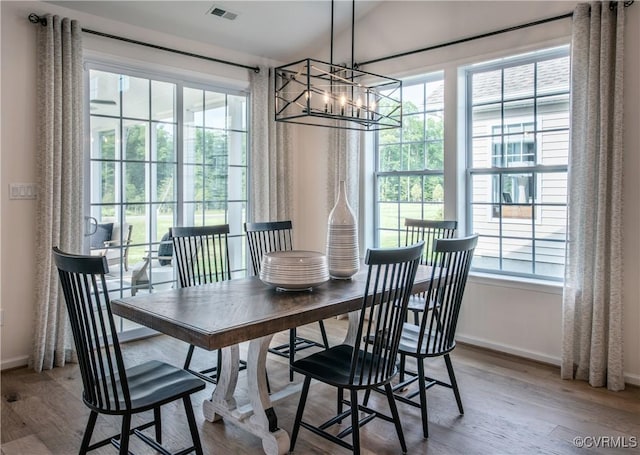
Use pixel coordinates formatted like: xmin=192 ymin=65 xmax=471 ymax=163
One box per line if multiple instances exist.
xmin=245 ymin=220 xmax=329 ymax=381
xmin=289 ymin=241 xmax=424 ymax=455
xmin=52 ymin=247 xmax=205 ymax=455
xmin=404 ymin=218 xmax=457 ymax=324
xmin=171 ymin=224 xmax=247 ymax=384
xmin=387 ymin=234 xmax=477 ymax=439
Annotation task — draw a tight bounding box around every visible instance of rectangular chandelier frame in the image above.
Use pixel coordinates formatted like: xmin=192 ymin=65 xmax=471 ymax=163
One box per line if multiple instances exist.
xmin=274 ymin=58 xmax=402 ymax=131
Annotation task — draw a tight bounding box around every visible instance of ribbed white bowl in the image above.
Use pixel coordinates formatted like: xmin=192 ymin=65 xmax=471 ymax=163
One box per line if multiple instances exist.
xmin=260 ymin=250 xmax=329 ymax=291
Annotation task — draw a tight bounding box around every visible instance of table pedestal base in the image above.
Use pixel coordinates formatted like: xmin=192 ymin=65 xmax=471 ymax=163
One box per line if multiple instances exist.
xmin=201 ymin=311 xmax=360 ymax=455
xmin=202 ymin=335 xmax=291 ymax=455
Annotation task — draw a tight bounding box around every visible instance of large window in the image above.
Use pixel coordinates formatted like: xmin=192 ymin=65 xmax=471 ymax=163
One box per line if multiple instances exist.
xmin=466 ymin=46 xmax=570 ymax=279
xmin=375 ymin=73 xmax=445 ymax=248
xmin=87 ymin=66 xmax=248 ymax=332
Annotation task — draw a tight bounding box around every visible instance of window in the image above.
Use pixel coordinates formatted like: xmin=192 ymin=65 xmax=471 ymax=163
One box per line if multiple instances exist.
xmin=87 ymin=66 xmax=249 ymax=333
xmin=466 ymin=46 xmax=570 ymax=279
xmin=375 ymin=73 xmax=445 ymax=248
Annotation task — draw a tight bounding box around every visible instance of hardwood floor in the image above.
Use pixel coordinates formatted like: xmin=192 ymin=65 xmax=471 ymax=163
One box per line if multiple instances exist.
xmin=2 ymin=317 xmax=639 ymax=454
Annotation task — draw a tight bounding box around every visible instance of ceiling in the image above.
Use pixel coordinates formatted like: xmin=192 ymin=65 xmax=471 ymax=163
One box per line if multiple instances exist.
xmin=48 ymin=1 xmax=382 ymax=62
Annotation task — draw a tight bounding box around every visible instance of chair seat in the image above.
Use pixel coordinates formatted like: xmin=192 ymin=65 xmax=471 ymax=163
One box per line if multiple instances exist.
xmin=406 ymin=295 xmax=441 ymax=313
xmin=291 ymin=344 xmax=396 ymax=388
xmin=95 ymin=360 xmax=205 ymax=413
xmin=398 ymin=323 xmax=455 ymax=357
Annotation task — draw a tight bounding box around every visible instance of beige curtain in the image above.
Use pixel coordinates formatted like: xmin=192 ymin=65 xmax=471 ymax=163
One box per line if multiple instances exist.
xmin=249 ymin=67 xmax=292 ymax=222
xmin=31 ymin=15 xmax=84 ymax=372
xmin=562 ymin=2 xmax=625 ymax=390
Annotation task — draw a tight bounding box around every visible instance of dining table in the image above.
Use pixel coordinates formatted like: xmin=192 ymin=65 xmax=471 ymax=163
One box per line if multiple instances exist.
xmin=110 ymin=263 xmax=433 ymax=455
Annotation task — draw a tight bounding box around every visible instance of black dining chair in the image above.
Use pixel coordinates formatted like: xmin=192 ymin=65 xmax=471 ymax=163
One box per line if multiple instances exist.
xmin=404 ymin=219 xmax=457 ymax=324
xmin=52 ymin=247 xmax=205 ymax=455
xmin=244 ymin=220 xmax=329 ymax=381
xmin=172 ymin=224 xmax=247 ymax=384
xmin=289 ymin=241 xmax=424 ymax=455
xmin=388 ymin=234 xmax=477 ymax=439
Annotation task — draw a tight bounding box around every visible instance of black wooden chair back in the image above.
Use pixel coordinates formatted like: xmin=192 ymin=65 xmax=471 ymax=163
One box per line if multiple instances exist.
xmin=244 ymin=220 xmax=293 ymax=275
xmin=389 ymin=234 xmax=477 ymax=439
xmin=172 ymin=224 xmax=231 ymax=288
xmin=416 ymin=235 xmax=477 ymax=356
xmin=244 ymin=219 xmax=327 ymax=381
xmin=350 ymin=241 xmax=424 ymax=386
xmin=288 ymin=241 xmax=424 ymax=454
xmin=53 ymin=247 xmax=206 ymax=454
xmin=53 ymin=248 xmax=131 ymax=413
xmin=404 ymin=218 xmax=457 ymax=267
xmin=171 ymin=224 xmax=236 ymax=384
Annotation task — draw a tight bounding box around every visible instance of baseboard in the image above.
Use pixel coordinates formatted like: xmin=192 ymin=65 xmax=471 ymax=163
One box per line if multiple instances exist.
xmin=456 ymin=333 xmax=562 ymax=366
xmin=623 ymin=372 xmax=640 ymax=387
xmin=1 ymin=355 xmax=29 ymax=371
xmin=456 ymin=334 xmax=640 ymax=387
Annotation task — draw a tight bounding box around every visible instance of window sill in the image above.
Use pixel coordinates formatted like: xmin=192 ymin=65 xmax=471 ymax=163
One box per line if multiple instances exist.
xmin=468 ymin=271 xmax=563 ymax=295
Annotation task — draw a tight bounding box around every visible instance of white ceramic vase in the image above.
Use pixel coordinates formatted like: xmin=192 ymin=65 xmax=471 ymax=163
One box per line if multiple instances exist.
xmin=327 ymin=181 xmax=359 ymax=279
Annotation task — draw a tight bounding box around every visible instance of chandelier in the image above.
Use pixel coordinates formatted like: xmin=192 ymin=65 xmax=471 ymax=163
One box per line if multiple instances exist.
xmin=274 ymin=1 xmax=402 ymax=131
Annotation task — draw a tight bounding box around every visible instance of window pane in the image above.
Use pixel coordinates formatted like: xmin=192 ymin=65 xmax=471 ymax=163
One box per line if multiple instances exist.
xmin=427 ymin=141 xmax=444 ymax=170
xmin=91 ymin=161 xmax=116 ymax=204
xmin=536 ymin=172 xmax=567 ymax=204
xmin=378 ymin=203 xmax=398 ymax=229
xmin=228 ymin=95 xmax=247 ymax=131
xmin=502 ymin=238 xmax=533 ymax=274
xmin=403 ymin=143 xmax=425 ymax=171
xmin=504 ymin=63 xmax=534 ymax=100
xmin=152 ymin=80 xmax=175 ymax=122
xmin=153 ymin=122 xmax=176 ymax=162
xmin=91 ymin=116 xmax=119 ymax=160
xmin=402 ymin=114 xmax=424 ymax=143
xmin=124 ymin=162 xmax=147 ymax=204
xmin=204 ymin=91 xmax=226 ymax=129
xmin=535 ymin=239 xmax=565 ymax=278
xmin=90 ymin=70 xmax=120 ymax=116
xmin=122 ymin=76 xmax=149 ymax=119
xmin=184 ymin=126 xmax=203 ymax=164
xmin=153 ymin=162 xmax=176 ymax=203
xmin=425 ymin=79 xmax=444 ymax=111
xmin=402 ymin=84 xmax=424 ymax=114
xmin=124 ymin=120 xmax=148 ymax=161
xmin=472 ymin=69 xmax=501 ymax=104
xmin=537 ymin=56 xmax=570 ymax=95
xmin=184 ymin=88 xmax=203 ymax=127
xmin=228 ymin=131 xmax=247 ymax=166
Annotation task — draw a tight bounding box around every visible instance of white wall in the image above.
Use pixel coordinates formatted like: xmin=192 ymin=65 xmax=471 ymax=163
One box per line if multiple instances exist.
xmin=0 ymin=0 xmax=277 ymax=369
xmin=2 ymin=0 xmax=638 ymax=386
xmin=290 ymin=1 xmax=640 ymax=385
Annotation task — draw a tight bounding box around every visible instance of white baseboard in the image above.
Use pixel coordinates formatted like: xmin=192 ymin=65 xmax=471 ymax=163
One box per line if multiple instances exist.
xmin=456 ymin=334 xmax=640 ymax=387
xmin=623 ymin=372 xmax=640 ymax=387
xmin=456 ymin=333 xmax=562 ymax=366
xmin=1 ymin=355 xmax=29 ymax=371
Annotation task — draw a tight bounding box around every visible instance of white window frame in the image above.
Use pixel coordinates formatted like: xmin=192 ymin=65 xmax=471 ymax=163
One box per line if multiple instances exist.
xmin=464 ymin=45 xmax=570 ymax=281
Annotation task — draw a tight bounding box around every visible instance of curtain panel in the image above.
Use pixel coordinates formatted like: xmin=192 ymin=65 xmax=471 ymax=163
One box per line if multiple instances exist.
xmin=562 ymin=2 xmax=625 ymax=390
xmin=249 ymin=67 xmax=293 ymax=222
xmin=31 ymin=16 xmax=84 ymax=372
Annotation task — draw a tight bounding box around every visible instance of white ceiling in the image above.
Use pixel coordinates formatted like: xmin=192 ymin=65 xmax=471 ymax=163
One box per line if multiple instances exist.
xmin=48 ymin=0 xmax=382 ymax=62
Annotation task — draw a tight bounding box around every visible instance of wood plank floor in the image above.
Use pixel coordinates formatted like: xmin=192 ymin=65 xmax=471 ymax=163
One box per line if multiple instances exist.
xmin=2 ymin=317 xmax=639 ymax=454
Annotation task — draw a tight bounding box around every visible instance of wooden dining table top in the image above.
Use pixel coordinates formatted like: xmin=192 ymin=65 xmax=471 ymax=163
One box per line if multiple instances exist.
xmin=110 ymin=264 xmax=432 ymax=352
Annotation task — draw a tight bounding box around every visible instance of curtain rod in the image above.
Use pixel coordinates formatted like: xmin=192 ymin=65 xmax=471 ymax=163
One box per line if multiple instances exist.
xmin=28 ymin=13 xmax=261 ymax=73
xmin=355 ymin=1 xmax=634 ymax=68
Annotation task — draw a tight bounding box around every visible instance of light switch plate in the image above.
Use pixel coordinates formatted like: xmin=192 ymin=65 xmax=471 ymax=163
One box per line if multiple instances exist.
xmin=9 ymin=183 xmax=37 ymax=200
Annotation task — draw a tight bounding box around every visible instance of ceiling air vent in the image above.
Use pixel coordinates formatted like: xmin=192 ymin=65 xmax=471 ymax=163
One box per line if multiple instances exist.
xmin=207 ymin=5 xmax=238 ymax=21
